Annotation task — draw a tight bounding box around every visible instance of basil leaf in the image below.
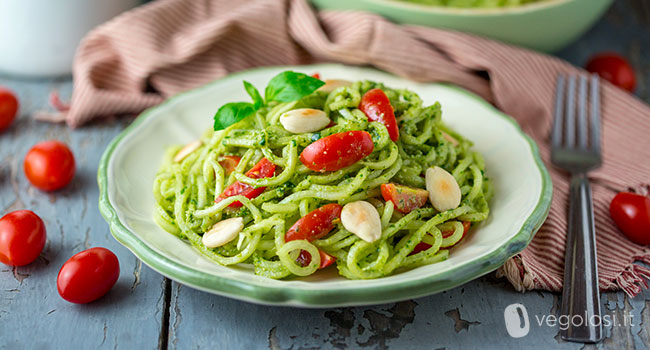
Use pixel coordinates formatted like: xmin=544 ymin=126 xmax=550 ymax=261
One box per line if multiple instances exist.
xmin=213 ymin=102 xmax=256 ymax=131
xmin=264 ymin=71 xmax=325 ymax=103
xmin=243 ymin=81 xmax=264 ymax=110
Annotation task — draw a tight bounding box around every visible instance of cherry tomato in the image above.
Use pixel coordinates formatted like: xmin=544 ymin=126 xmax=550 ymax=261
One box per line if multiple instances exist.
xmin=57 ymin=247 xmax=120 ymax=304
xmin=300 ymin=131 xmax=374 ymax=172
xmin=24 ymin=140 xmax=76 ymax=191
xmin=297 ymin=249 xmax=336 ymax=269
xmin=381 ymin=183 xmax=429 ymax=214
xmin=286 ymin=203 xmax=342 ymax=269
xmin=409 ymin=221 xmax=471 ymax=255
xmin=215 ymin=158 xmax=275 ymax=207
xmin=218 ymin=155 xmax=241 ymax=175
xmin=285 ymin=203 xmax=342 ymax=242
xmin=0 ymin=210 xmax=46 ymax=266
xmin=610 ymin=192 xmax=650 ymax=245
xmin=359 ymin=88 xmax=399 ymax=142
xmin=0 ymin=88 xmax=19 ymax=132
xmin=586 ymin=52 xmax=636 ymax=92
xmin=311 ymin=73 xmax=321 ymax=79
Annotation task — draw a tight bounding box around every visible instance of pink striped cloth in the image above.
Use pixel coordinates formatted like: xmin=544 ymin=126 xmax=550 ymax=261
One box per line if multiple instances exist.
xmin=45 ymin=0 xmax=650 ymax=296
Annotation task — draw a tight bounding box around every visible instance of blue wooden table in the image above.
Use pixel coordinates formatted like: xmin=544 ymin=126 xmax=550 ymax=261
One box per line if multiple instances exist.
xmin=2 ymin=1 xmax=649 ymax=349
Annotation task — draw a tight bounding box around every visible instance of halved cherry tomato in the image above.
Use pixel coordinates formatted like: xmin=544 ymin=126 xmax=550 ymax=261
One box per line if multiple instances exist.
xmin=610 ymin=192 xmax=650 ymax=245
xmin=409 ymin=221 xmax=471 ymax=255
xmin=57 ymin=247 xmax=119 ymax=304
xmin=359 ymin=88 xmax=399 ymax=142
xmin=218 ymin=155 xmax=241 ymax=175
xmin=215 ymin=158 xmax=275 ymax=207
xmin=297 ymin=249 xmax=337 ymax=269
xmin=381 ymin=183 xmax=429 ymax=214
xmin=286 ymin=203 xmax=342 ymax=242
xmin=286 ymin=203 xmax=342 ymax=269
xmin=0 ymin=210 xmax=46 ymax=266
xmin=586 ymin=52 xmax=636 ymax=92
xmin=300 ymin=131 xmax=374 ymax=172
xmin=0 ymin=88 xmax=19 ymax=132
xmin=24 ymin=140 xmax=76 ymax=191
xmin=311 ymin=73 xmax=321 ymax=79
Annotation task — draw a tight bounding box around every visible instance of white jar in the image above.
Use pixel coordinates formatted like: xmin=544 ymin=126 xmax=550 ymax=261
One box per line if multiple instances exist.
xmin=0 ymin=0 xmax=140 ymax=78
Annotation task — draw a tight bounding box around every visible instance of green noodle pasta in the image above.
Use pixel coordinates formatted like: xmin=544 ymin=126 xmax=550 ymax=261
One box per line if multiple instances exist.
xmin=153 ymin=74 xmax=493 ymax=280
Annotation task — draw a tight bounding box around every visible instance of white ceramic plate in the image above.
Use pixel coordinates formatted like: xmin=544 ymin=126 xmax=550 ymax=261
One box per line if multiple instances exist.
xmin=99 ymin=64 xmax=552 ymax=307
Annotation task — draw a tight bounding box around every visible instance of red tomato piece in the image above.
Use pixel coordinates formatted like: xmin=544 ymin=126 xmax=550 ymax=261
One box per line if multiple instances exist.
xmin=285 ymin=203 xmax=342 ymax=242
xmin=215 ymin=158 xmax=275 ymax=207
xmin=300 ymin=131 xmax=374 ymax=172
xmin=57 ymin=247 xmax=120 ymax=304
xmin=311 ymin=73 xmax=321 ymax=79
xmin=296 ymin=249 xmax=336 ymax=269
xmin=586 ymin=52 xmax=636 ymax=92
xmin=409 ymin=221 xmax=471 ymax=255
xmin=286 ymin=203 xmax=342 ymax=269
xmin=610 ymin=192 xmax=650 ymax=245
xmin=359 ymin=88 xmax=399 ymax=142
xmin=23 ymin=140 xmax=76 ymax=191
xmin=218 ymin=155 xmax=241 ymax=175
xmin=381 ymin=183 xmax=429 ymax=214
xmin=0 ymin=88 xmax=19 ymax=132
xmin=0 ymin=210 xmax=46 ymax=266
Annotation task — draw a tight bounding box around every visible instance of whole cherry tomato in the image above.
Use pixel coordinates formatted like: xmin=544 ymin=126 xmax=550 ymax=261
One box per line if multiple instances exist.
xmin=218 ymin=155 xmax=241 ymax=175
xmin=610 ymin=192 xmax=650 ymax=245
xmin=359 ymin=88 xmax=399 ymax=142
xmin=381 ymin=183 xmax=429 ymax=214
xmin=57 ymin=247 xmax=120 ymax=304
xmin=586 ymin=52 xmax=636 ymax=92
xmin=0 ymin=210 xmax=46 ymax=266
xmin=300 ymin=131 xmax=374 ymax=172
xmin=215 ymin=158 xmax=275 ymax=207
xmin=410 ymin=221 xmax=471 ymax=255
xmin=287 ymin=203 xmax=342 ymax=269
xmin=0 ymin=88 xmax=19 ymax=132
xmin=24 ymin=140 xmax=76 ymax=191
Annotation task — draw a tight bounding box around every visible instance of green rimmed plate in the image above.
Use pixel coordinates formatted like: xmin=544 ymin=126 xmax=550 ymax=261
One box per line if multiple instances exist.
xmin=98 ymin=64 xmax=552 ymax=307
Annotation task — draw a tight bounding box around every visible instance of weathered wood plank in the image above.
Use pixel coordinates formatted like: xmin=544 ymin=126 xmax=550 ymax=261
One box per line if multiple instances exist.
xmin=0 ymin=79 xmax=165 ymax=349
xmin=167 ymin=275 xmax=646 ymax=349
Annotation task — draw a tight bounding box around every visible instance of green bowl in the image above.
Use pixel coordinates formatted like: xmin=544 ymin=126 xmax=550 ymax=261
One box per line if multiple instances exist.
xmin=308 ymin=0 xmax=613 ymax=52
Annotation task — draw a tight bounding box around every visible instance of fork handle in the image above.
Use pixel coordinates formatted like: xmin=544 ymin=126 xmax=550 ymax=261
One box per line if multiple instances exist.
xmin=560 ymin=173 xmax=602 ymax=343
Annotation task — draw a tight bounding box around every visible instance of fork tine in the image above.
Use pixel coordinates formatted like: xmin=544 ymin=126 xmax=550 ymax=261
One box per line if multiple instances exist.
xmin=565 ymin=75 xmax=576 ymax=148
xmin=590 ymin=74 xmax=601 ymax=151
xmin=577 ymin=75 xmax=588 ymax=149
xmin=552 ymin=75 xmax=565 ymax=147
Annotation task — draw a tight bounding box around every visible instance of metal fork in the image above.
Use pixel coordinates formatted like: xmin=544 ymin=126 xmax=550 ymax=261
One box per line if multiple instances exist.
xmin=552 ymin=74 xmax=603 ymax=343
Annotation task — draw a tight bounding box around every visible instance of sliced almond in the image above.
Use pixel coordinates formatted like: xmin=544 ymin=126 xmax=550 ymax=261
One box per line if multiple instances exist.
xmin=202 ymin=217 xmax=244 ymax=248
xmin=341 ymin=201 xmax=382 ymax=243
xmin=425 ymin=166 xmax=461 ymax=212
xmin=280 ymin=108 xmax=330 ymax=134
xmin=174 ymin=140 xmax=202 ymax=163
xmin=317 ymin=79 xmax=353 ymax=93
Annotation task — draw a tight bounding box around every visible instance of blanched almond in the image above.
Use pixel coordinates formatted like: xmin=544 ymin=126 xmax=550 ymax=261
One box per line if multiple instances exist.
xmin=425 ymin=166 xmax=461 ymax=212
xmin=202 ymin=217 xmax=244 ymax=248
xmin=317 ymin=79 xmax=353 ymax=93
xmin=173 ymin=140 xmax=202 ymax=163
xmin=341 ymin=201 xmax=382 ymax=243
xmin=280 ymin=108 xmax=330 ymax=134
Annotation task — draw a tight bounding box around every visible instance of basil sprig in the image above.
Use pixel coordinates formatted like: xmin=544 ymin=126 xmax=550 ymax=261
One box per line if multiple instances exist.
xmin=213 ymin=71 xmax=325 ymax=131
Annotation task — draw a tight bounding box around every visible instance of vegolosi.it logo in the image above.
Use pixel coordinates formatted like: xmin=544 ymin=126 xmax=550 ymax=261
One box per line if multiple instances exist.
xmin=503 ymin=303 xmax=634 ymax=338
